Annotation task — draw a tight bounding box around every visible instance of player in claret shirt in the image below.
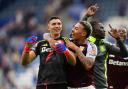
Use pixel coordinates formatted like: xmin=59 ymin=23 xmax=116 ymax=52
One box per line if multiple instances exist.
xmin=107 ymin=28 xmax=128 ymax=89
xmin=66 ymin=21 xmax=97 ymax=89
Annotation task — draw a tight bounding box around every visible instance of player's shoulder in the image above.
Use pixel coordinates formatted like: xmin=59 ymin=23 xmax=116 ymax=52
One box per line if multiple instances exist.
xmin=38 ymin=39 xmax=47 ymax=43
xmin=87 ymin=41 xmax=97 ymax=52
xmin=36 ymin=40 xmax=48 ymax=45
xmin=86 ymin=41 xmax=97 ymax=57
xmin=104 ymin=40 xmax=115 ymax=50
xmin=88 ymin=41 xmax=97 ymax=48
xmin=61 ymin=36 xmax=70 ymax=43
xmin=61 ymin=36 xmax=69 ymax=40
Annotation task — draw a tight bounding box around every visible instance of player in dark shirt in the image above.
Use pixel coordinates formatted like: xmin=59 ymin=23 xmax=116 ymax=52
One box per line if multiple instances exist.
xmin=88 ymin=21 xmax=128 ymax=89
xmin=21 ymin=16 xmax=76 ymax=89
xmin=107 ymin=28 xmax=128 ymax=89
xmin=81 ymin=5 xmax=128 ymax=88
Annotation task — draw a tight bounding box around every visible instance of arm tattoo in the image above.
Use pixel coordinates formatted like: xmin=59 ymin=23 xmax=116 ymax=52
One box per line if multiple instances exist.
xmin=75 ymin=48 xmax=94 ymax=69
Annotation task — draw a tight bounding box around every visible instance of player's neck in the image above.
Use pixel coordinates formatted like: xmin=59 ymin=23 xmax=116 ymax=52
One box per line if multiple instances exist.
xmin=50 ymin=33 xmax=60 ymax=39
xmin=77 ymin=38 xmax=86 ymax=44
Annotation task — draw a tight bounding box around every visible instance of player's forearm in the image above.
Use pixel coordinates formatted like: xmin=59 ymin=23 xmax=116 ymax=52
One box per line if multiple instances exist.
xmin=21 ymin=51 xmax=30 ymax=65
xmin=64 ymin=49 xmax=76 ymax=66
xmin=116 ymin=39 xmax=128 ymax=57
xmin=75 ymin=48 xmax=94 ymax=71
xmin=21 ymin=35 xmax=37 ymax=66
xmin=21 ymin=45 xmax=35 ymax=66
xmin=80 ymin=15 xmax=88 ymax=21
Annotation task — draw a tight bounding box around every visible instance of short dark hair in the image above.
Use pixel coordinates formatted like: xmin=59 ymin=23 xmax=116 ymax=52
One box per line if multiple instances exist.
xmin=79 ymin=21 xmax=92 ymax=38
xmin=48 ymin=16 xmax=61 ymax=23
xmin=90 ymin=20 xmax=99 ymax=27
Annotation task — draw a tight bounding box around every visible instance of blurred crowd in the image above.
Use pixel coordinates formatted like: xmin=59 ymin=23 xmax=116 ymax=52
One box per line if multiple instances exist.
xmin=0 ymin=0 xmax=128 ymax=89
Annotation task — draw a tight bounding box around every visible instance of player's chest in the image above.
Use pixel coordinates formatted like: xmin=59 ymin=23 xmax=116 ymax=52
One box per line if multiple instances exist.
xmin=39 ymin=43 xmax=54 ymax=54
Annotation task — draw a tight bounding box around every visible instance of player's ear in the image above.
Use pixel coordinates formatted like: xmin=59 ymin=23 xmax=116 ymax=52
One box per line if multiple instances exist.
xmin=48 ymin=23 xmax=50 ymax=31
xmin=81 ymin=31 xmax=87 ymax=37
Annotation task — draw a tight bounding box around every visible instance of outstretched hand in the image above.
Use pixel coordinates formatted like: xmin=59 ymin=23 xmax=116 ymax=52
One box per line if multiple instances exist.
xmin=108 ymin=24 xmax=120 ymax=39
xmin=25 ymin=35 xmax=37 ymax=47
xmin=85 ymin=4 xmax=99 ymax=17
xmin=53 ymin=41 xmax=67 ymax=53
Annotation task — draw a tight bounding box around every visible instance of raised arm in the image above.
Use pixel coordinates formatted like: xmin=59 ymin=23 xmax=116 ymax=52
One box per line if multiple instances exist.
xmin=81 ymin=4 xmax=99 ymax=21
xmin=108 ymin=25 xmax=128 ymax=57
xmin=21 ymin=36 xmax=37 ymax=66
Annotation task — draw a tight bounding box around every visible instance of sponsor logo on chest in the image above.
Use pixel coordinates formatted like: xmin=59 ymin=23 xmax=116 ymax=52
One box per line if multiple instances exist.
xmin=41 ymin=46 xmax=53 ymax=53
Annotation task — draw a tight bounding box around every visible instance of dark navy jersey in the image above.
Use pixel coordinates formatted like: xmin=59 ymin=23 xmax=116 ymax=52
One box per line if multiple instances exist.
xmin=88 ymin=36 xmax=128 ymax=88
xmin=107 ymin=55 xmax=128 ymax=89
xmin=31 ymin=37 xmax=68 ymax=86
xmin=67 ymin=40 xmax=97 ymax=88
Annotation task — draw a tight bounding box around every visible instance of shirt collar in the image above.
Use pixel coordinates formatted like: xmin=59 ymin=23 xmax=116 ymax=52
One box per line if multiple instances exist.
xmin=88 ymin=36 xmax=104 ymax=45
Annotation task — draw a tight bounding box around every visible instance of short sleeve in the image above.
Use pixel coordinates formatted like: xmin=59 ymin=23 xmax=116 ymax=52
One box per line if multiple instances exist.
xmin=86 ymin=43 xmax=97 ymax=60
xmin=31 ymin=42 xmax=38 ymax=56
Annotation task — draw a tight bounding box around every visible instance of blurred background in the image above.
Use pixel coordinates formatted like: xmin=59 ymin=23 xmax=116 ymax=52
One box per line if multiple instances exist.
xmin=0 ymin=0 xmax=128 ymax=89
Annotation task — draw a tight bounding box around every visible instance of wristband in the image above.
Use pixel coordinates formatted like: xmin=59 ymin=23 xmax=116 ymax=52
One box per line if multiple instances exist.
xmin=24 ymin=47 xmax=30 ymax=53
xmin=64 ymin=49 xmax=70 ymax=57
xmin=64 ymin=49 xmax=75 ymax=65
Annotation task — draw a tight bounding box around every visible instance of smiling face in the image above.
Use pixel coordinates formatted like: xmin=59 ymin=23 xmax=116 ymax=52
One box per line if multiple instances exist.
xmin=71 ymin=22 xmax=87 ymax=40
xmin=48 ymin=18 xmax=62 ymax=38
